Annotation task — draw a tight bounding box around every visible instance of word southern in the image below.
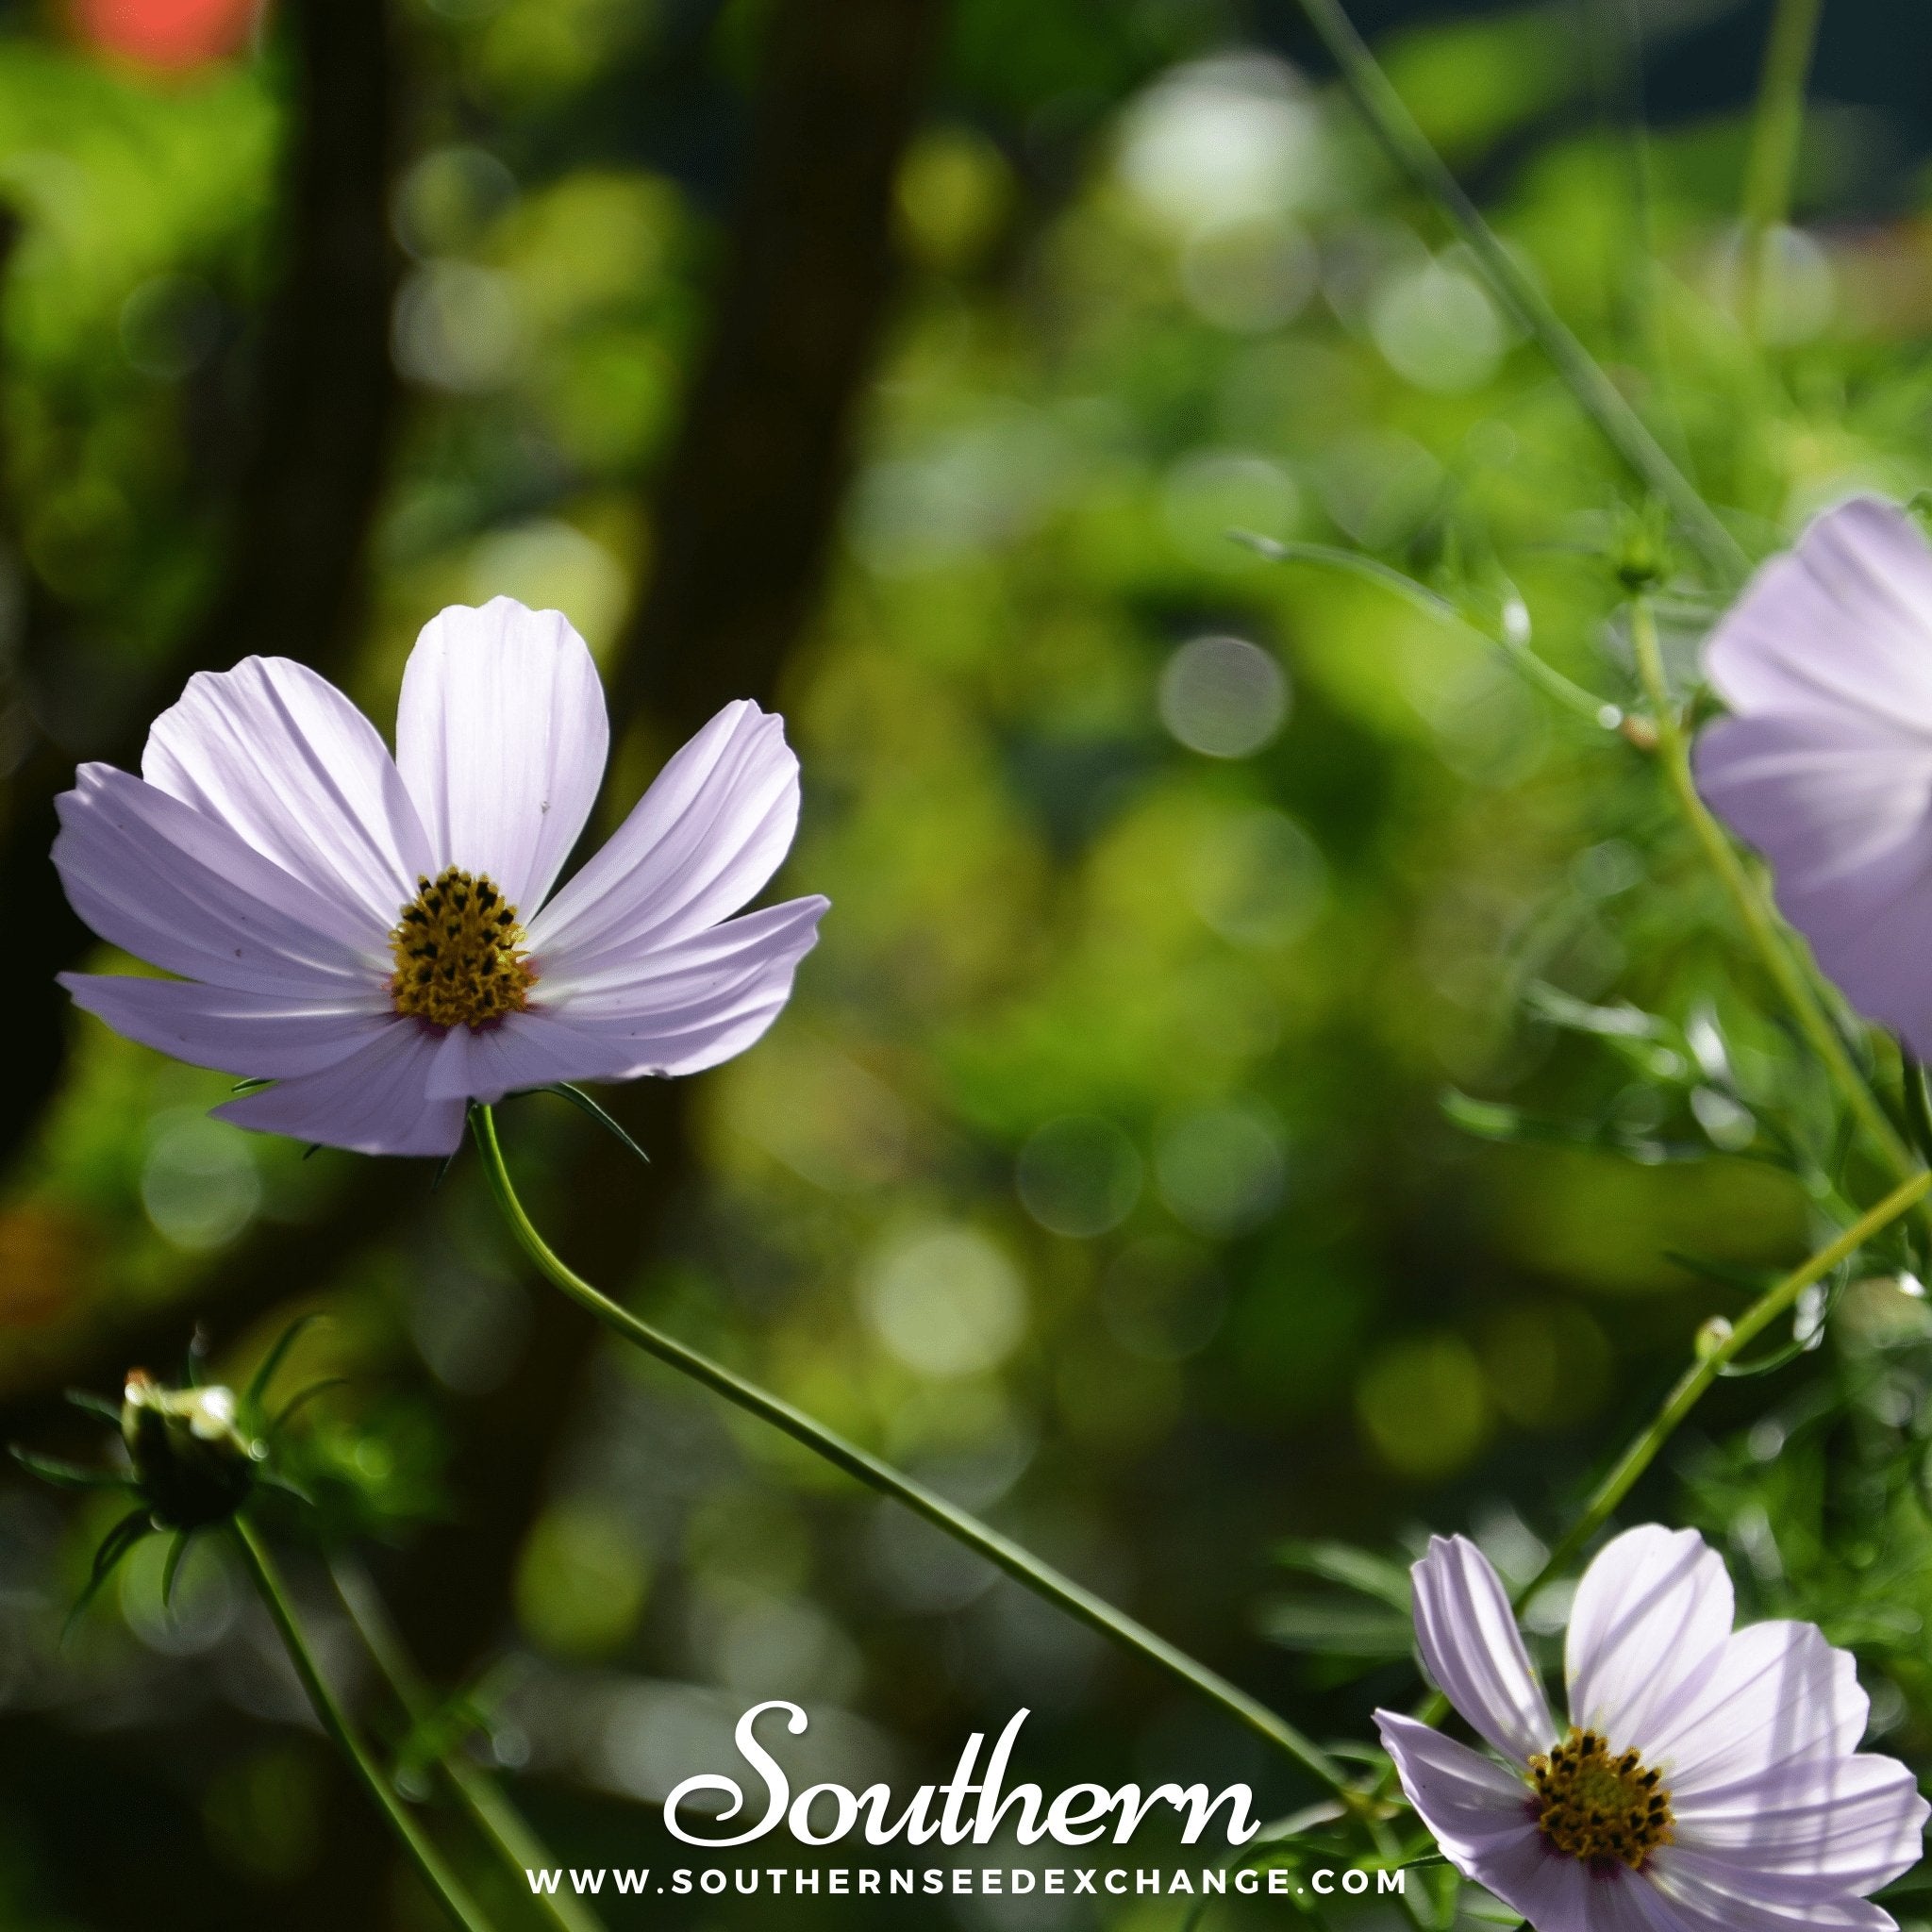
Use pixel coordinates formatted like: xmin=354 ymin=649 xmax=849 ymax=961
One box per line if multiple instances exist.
xmin=663 ymin=1702 xmax=1261 ymax=1851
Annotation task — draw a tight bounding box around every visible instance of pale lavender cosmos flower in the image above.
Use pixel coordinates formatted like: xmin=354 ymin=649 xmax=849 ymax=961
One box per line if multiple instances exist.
xmin=54 ymin=598 xmax=827 ymax=1157
xmin=1377 ymin=1526 xmax=1925 ymax=1932
xmin=1696 ymin=497 xmax=1932 ymax=1060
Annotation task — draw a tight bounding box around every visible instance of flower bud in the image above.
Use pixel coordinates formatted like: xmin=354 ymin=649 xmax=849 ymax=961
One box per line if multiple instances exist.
xmin=121 ymin=1371 xmax=262 ymax=1528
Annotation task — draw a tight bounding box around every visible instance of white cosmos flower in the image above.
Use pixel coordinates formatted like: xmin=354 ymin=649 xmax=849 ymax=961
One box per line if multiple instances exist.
xmin=54 ymin=597 xmax=828 ymax=1158
xmin=1377 ymin=1527 xmax=1926 ymax=1932
xmin=1692 ymin=497 xmax=1932 ymax=1058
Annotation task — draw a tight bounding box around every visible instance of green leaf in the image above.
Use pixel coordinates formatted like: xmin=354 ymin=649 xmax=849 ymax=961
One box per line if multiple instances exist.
xmin=1662 ymin=1252 xmax=1780 ymax=1295
xmin=393 ymin=1692 xmax=491 ymax=1787
xmin=1440 ymin=1091 xmax=1708 ymax=1162
xmin=1716 ymin=1271 xmax=1843 ymax=1379
xmin=1524 ymin=984 xmax=1666 ymax=1041
xmin=1259 ymin=1593 xmax=1415 ymax=1657
xmin=65 ymin=1390 xmax=124 ymax=1429
xmin=64 ymin=1508 xmax=156 ymax=1641
xmin=532 ymin=1082 xmax=651 ymax=1166
xmin=247 ymin=1312 xmax=325 ymax=1413
xmin=1441 ymin=1091 xmax=1527 ymax=1141
xmin=8 ymin=1447 xmax=135 ymax=1491
xmin=254 ymin=1469 xmax=316 ymax=1507
xmin=1273 ymin=1539 xmax=1413 ymax=1610
xmin=271 ymin=1378 xmax=347 ymax=1432
xmin=161 ymin=1529 xmax=193 ymax=1607
xmin=1903 ymin=1054 xmax=1932 ymax=1167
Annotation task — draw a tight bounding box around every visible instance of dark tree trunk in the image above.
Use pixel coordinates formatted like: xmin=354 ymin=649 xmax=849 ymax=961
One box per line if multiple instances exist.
xmin=610 ymin=0 xmax=945 ymax=745
xmin=0 ymin=0 xmax=403 ymax=1178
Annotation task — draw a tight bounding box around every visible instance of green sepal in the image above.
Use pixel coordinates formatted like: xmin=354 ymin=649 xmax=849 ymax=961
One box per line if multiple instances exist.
xmin=271 ymin=1379 xmax=346 ymax=1434
xmin=161 ymin=1529 xmax=193 ymax=1607
xmin=247 ymin=1312 xmax=325 ymax=1414
xmin=530 ymin=1082 xmax=651 ymax=1166
xmin=65 ymin=1390 xmax=124 ymax=1429
xmin=8 ymin=1447 xmax=135 ymax=1492
xmin=64 ymin=1507 xmax=157 ymax=1641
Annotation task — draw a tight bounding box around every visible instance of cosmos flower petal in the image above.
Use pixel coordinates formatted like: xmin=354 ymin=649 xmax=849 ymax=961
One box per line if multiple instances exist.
xmin=1566 ymin=1526 xmax=1733 ymax=1757
xmin=395 ymin=598 xmax=608 ymax=912
xmin=417 ymin=1008 xmax=651 ymax=1104
xmin=529 ymin=894 xmax=828 ymax=1078
xmin=1644 ymin=1852 xmax=1899 ymax=1932
xmin=1410 ymin=1535 xmax=1557 ymax=1763
xmin=525 ymin=700 xmax=799 ymax=969
xmin=213 ymin=1024 xmax=466 ymax=1157
xmin=1646 ymin=1621 xmax=1869 ymax=1794
xmin=1585 ymin=1871 xmax=1680 ymax=1932
xmin=1374 ymin=1711 xmax=1541 ymax=1854
xmin=54 ymin=764 xmax=382 ymax=994
xmin=142 ymin=655 xmax=433 ymax=941
xmin=1695 ymin=499 xmax=1932 ymax=1058
xmin=1696 ymin=710 xmax=1932 ymax=1056
xmin=1376 ymin=1713 xmax=1591 ymax=1931
xmin=1669 ymin=1755 xmax=1928 ymax=1899
xmin=1703 ymin=498 xmax=1932 ymax=734
xmin=58 ymin=973 xmax=394 ymax=1080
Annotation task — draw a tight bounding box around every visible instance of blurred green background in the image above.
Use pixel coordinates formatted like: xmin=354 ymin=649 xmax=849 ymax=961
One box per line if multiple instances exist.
xmin=3 ymin=0 xmax=1932 ymax=1925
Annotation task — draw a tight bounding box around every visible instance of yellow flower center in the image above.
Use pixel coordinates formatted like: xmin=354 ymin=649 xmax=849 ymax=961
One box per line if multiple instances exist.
xmin=388 ymin=867 xmax=534 ymax=1030
xmin=1529 ymin=1728 xmax=1674 ymax=1870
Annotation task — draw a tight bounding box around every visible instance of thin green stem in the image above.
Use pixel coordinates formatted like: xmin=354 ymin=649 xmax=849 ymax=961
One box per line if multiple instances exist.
xmin=469 ymin=1106 xmax=1352 ymax=1805
xmin=1514 ymin=1163 xmax=1932 ymax=1614
xmin=1738 ymin=0 xmax=1825 ymax=339
xmin=1628 ymin=596 xmax=1921 ymax=1188
xmin=1293 ymin=0 xmax=1748 ymax=588
xmin=329 ymin=1557 xmax=605 ymax=1932
xmin=231 ymin=1517 xmax=497 ymax=1932
xmin=1740 ymin=0 xmax=1824 ymax=242
xmin=1237 ymin=534 xmax=1619 ymax=728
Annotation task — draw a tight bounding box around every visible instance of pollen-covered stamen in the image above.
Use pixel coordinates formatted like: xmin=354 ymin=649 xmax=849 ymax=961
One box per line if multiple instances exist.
xmin=388 ymin=866 xmax=534 ymax=1030
xmin=1528 ymin=1728 xmax=1674 ymax=1870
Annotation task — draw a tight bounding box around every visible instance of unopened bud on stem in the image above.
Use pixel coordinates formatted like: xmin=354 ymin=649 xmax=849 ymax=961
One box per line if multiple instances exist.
xmin=122 ymin=1372 xmax=262 ymax=1528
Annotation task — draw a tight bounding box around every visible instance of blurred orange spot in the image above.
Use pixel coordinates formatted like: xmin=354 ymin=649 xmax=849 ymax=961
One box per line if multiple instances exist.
xmin=70 ymin=0 xmax=262 ymax=70
xmin=0 ymin=1207 xmax=86 ymax=1328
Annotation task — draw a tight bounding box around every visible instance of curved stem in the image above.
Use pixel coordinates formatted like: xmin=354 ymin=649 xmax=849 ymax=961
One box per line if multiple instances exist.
xmin=231 ymin=1516 xmax=497 ymax=1932
xmin=1628 ymin=597 xmax=1922 ymax=1191
xmin=1514 ymin=1164 xmax=1932 ymax=1614
xmin=1293 ymin=0 xmax=1748 ymax=588
xmin=328 ymin=1556 xmax=606 ymax=1932
xmin=469 ymin=1105 xmax=1351 ymax=1804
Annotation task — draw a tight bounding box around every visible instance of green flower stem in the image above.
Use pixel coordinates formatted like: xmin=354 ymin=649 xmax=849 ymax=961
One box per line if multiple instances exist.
xmin=1239 ymin=536 xmax=1619 ymax=729
xmin=1373 ymin=1162 xmax=1932 ymax=1787
xmin=1740 ymin=0 xmax=1824 ymax=325
xmin=1292 ymin=0 xmax=1749 ymax=589
xmin=1514 ymin=1162 xmax=1932 ymax=1614
xmin=469 ymin=1105 xmax=1352 ymax=1805
xmin=329 ymin=1557 xmax=606 ymax=1932
xmin=231 ymin=1517 xmax=498 ymax=1932
xmin=1628 ymin=596 xmax=1922 ymax=1191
